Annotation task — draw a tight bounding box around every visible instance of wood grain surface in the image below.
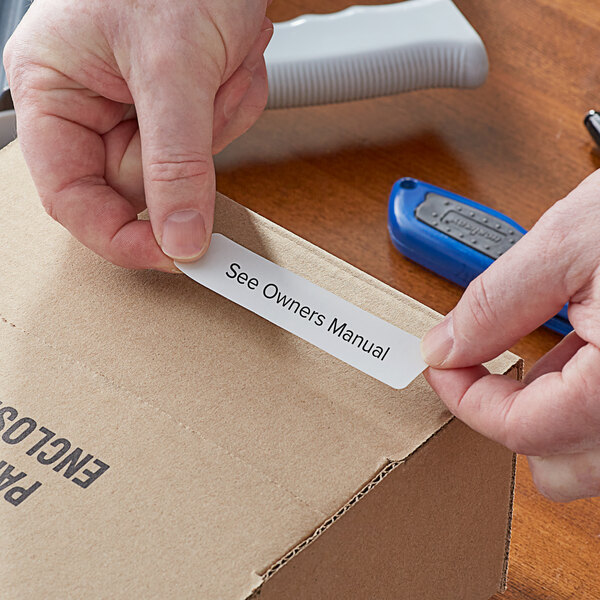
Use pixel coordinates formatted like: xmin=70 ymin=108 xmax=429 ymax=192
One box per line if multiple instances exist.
xmin=215 ymin=1 xmax=600 ymax=597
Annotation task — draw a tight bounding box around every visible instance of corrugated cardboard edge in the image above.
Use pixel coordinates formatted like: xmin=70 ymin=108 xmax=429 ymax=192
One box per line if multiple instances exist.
xmin=499 ymin=357 xmax=524 ymax=593
xmin=247 ymin=358 xmax=524 ymax=599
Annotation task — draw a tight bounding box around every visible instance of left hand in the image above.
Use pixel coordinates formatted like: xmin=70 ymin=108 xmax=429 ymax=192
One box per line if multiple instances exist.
xmin=4 ymin=0 xmax=272 ymax=271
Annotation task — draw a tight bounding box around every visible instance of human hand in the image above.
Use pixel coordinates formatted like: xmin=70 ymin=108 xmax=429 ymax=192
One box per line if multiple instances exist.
xmin=421 ymin=171 xmax=600 ymax=502
xmin=4 ymin=0 xmax=272 ymax=270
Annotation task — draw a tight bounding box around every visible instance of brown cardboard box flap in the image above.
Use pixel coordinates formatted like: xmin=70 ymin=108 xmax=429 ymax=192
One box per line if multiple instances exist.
xmin=0 ymin=141 xmax=520 ymax=598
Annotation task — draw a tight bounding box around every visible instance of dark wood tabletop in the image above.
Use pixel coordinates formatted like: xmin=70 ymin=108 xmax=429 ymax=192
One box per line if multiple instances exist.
xmin=215 ymin=0 xmax=600 ymax=597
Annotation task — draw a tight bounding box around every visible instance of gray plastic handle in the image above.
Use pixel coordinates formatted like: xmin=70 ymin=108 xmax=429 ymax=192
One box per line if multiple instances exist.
xmin=264 ymin=0 xmax=488 ymax=109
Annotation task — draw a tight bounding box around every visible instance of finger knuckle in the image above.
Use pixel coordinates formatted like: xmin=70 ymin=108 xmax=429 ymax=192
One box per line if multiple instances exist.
xmin=1 ymin=35 xmax=40 ymax=91
xmin=139 ymin=43 xmax=222 ymax=86
xmin=535 ymin=199 xmax=571 ymax=250
xmin=146 ymin=156 xmax=212 ymax=185
xmin=3 ymin=37 xmax=15 ymax=72
xmin=3 ymin=60 xmax=45 ymax=103
xmin=2 ymin=38 xmax=27 ymax=90
xmin=463 ymin=275 xmax=498 ymax=334
xmin=532 ymin=199 xmax=588 ymax=290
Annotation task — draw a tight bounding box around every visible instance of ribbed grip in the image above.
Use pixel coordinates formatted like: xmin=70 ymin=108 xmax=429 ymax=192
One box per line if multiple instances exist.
xmin=265 ymin=0 xmax=488 ymax=109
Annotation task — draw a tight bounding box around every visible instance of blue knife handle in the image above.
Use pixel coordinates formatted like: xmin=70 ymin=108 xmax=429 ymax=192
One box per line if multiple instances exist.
xmin=387 ymin=177 xmax=571 ymax=336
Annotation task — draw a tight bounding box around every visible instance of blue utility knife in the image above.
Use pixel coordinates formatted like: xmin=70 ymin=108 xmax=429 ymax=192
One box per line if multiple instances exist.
xmin=387 ymin=177 xmax=571 ymax=335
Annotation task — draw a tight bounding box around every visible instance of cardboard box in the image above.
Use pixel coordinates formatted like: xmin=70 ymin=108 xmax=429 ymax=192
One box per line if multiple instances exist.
xmin=0 ymin=141 xmax=522 ymax=599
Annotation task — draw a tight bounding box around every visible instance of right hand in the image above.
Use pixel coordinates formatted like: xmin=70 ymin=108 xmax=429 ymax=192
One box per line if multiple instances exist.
xmin=422 ymin=170 xmax=600 ymax=502
xmin=4 ymin=0 xmax=272 ymax=271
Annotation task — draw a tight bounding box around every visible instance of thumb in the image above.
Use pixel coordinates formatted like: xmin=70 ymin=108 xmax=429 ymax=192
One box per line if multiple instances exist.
xmin=421 ymin=204 xmax=577 ymax=367
xmin=131 ymin=52 xmax=221 ymax=262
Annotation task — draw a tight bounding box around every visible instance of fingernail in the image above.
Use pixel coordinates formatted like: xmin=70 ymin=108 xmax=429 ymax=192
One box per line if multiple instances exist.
xmin=421 ymin=314 xmax=454 ymax=367
xmin=161 ymin=210 xmax=207 ymax=260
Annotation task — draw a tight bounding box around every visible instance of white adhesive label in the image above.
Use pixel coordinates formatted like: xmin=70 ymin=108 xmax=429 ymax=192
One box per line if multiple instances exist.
xmin=176 ymin=234 xmax=426 ymax=389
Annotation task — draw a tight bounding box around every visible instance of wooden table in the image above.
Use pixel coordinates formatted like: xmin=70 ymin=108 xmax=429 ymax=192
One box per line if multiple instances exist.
xmin=215 ymin=0 xmax=600 ymax=597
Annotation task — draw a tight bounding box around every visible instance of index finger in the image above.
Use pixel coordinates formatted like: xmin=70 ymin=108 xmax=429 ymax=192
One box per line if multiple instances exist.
xmin=420 ymin=170 xmax=600 ymax=369
xmin=13 ymin=79 xmax=174 ymax=271
xmin=424 ymin=341 xmax=600 ymax=456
